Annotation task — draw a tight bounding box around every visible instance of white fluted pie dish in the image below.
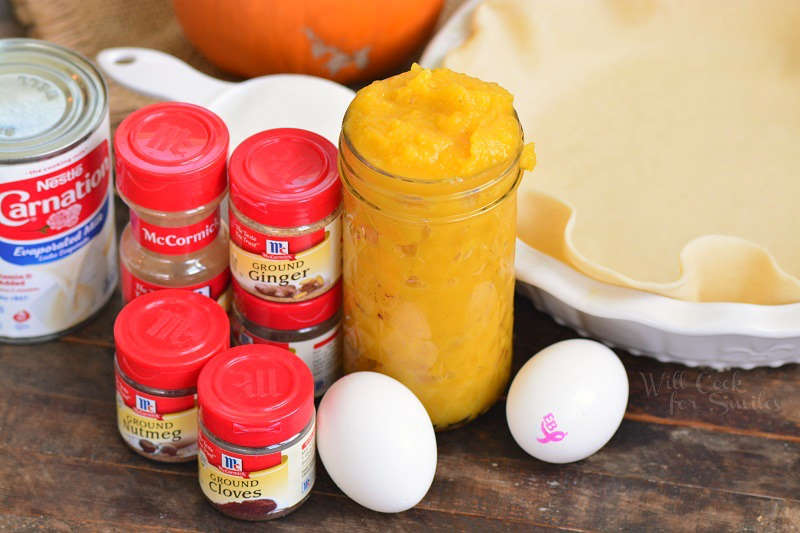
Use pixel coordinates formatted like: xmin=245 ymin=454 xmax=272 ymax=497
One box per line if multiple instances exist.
xmin=423 ymin=0 xmax=800 ymax=368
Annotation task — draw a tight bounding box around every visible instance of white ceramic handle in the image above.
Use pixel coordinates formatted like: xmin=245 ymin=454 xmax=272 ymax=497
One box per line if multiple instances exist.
xmin=96 ymin=47 xmax=234 ymax=105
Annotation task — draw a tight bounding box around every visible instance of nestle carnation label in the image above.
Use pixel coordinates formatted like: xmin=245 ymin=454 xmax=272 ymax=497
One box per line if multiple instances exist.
xmin=0 ymin=118 xmax=117 ymax=340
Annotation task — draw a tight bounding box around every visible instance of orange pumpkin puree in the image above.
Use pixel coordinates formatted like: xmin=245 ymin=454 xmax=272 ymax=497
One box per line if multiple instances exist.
xmin=340 ymin=64 xmax=534 ymax=428
xmin=344 ymin=64 xmax=534 ymax=179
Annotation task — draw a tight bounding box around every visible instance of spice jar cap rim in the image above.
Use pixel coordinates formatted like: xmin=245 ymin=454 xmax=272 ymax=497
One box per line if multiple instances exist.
xmin=198 ymin=345 xmax=314 ymax=447
xmin=232 ymin=280 xmax=342 ymax=330
xmin=114 ymin=102 xmax=229 ymax=212
xmin=228 ymin=128 xmax=341 ymax=228
xmin=114 ymin=289 xmax=230 ymax=390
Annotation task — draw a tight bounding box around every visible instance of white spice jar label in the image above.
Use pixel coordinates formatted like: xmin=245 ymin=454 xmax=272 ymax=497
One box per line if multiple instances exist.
xmin=197 ymin=423 xmax=316 ymax=516
xmin=229 ymin=214 xmax=341 ymax=302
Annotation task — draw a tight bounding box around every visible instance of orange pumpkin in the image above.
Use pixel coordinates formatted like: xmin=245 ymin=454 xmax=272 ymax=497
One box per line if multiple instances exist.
xmin=171 ymin=0 xmax=445 ymax=84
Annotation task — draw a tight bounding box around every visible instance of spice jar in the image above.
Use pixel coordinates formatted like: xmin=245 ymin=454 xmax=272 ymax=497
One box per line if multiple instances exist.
xmin=114 ymin=289 xmax=230 ymax=462
xmin=115 ymin=102 xmax=231 ymax=305
xmin=231 ymin=279 xmax=342 ymax=397
xmin=197 ymin=345 xmax=316 ymax=521
xmin=228 ymin=128 xmax=341 ymax=303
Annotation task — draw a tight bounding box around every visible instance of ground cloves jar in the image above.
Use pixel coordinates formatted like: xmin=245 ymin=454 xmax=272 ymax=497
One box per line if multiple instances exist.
xmin=114 ymin=289 xmax=230 ymax=462
xmin=115 ymin=102 xmax=231 ymax=305
xmin=231 ymin=279 xmax=342 ymax=397
xmin=228 ymin=128 xmax=341 ymax=303
xmin=197 ymin=344 xmax=316 ymax=521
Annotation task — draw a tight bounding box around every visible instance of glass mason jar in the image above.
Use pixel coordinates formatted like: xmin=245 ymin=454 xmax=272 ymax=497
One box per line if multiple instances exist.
xmin=338 ymin=120 xmax=524 ymax=430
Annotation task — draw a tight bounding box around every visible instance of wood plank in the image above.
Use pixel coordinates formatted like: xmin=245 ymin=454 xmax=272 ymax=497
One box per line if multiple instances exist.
xmin=52 ymin=296 xmax=800 ymax=441
xmin=4 ymin=387 xmax=797 ymax=503
xmin=0 ymin=0 xmax=24 ymax=39
xmin=438 ymin=403 xmax=800 ymax=502
xmin=424 ymin=455 xmax=799 ymax=532
xmin=0 ymin=342 xmax=114 ymax=401
xmin=3 ymin=310 xmax=799 ymax=487
xmin=2 ymin=384 xmax=798 ymax=528
xmin=3 ymin=337 xmax=799 ymax=501
xmin=1 ymin=440 xmax=795 ymax=532
xmin=0 ymin=514 xmax=186 ymax=533
xmin=624 ymin=356 xmax=800 ymax=436
xmin=0 ymin=448 xmax=549 ymax=533
xmin=512 ymin=297 xmax=800 ymax=438
xmin=3 ymin=285 xmax=798 ymax=530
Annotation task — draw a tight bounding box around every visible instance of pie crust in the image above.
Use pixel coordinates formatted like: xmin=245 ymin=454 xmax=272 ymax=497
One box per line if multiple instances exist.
xmin=445 ymin=0 xmax=800 ymax=304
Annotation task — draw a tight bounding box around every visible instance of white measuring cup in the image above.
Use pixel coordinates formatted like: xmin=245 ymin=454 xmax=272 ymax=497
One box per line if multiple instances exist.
xmin=96 ymin=47 xmax=355 ymax=150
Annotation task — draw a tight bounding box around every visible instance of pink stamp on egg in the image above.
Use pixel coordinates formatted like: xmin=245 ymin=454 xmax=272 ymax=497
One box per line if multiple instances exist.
xmin=537 ymin=412 xmax=567 ymax=443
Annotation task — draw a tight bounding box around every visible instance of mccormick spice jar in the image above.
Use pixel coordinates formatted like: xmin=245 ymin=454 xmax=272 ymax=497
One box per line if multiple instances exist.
xmin=197 ymin=345 xmax=316 ymax=521
xmin=0 ymin=39 xmax=116 ymax=343
xmin=115 ymin=102 xmax=231 ymax=305
xmin=114 ymin=289 xmax=230 ymax=462
xmin=228 ymin=128 xmax=341 ymax=303
xmin=231 ymin=279 xmax=342 ymax=397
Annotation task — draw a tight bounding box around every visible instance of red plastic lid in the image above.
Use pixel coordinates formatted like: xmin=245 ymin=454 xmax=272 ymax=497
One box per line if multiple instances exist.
xmin=228 ymin=128 xmax=341 ymax=228
xmin=114 ymin=289 xmax=230 ymax=390
xmin=115 ymin=102 xmax=229 ymax=212
xmin=232 ymin=280 xmax=341 ymax=331
xmin=198 ymin=345 xmax=314 ymax=447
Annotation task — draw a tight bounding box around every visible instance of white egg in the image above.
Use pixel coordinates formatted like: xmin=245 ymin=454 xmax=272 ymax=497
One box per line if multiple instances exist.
xmin=317 ymin=372 xmax=437 ymax=513
xmin=506 ymin=339 xmax=629 ymax=463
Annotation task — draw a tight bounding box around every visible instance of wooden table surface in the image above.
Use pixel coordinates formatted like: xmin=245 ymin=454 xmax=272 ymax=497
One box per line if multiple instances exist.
xmin=0 ymin=196 xmax=798 ymax=533
xmin=1 ymin=7 xmax=799 ymax=533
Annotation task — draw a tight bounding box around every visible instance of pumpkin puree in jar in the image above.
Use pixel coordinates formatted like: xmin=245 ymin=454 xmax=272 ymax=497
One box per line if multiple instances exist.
xmin=345 ymin=64 xmax=534 ymax=178
xmin=341 ymin=64 xmax=534 ymax=428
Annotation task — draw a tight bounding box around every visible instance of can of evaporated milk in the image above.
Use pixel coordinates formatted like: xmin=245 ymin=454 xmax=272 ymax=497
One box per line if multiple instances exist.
xmin=0 ymin=39 xmax=117 ymax=343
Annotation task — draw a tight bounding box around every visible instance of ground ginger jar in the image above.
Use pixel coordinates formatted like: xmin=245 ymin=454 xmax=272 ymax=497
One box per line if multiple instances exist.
xmin=228 ymin=128 xmax=341 ymax=303
xmin=339 ymin=64 xmax=535 ymax=429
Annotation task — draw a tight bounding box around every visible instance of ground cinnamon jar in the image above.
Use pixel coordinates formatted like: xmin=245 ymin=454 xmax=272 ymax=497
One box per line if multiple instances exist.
xmin=114 ymin=289 xmax=230 ymax=462
xmin=115 ymin=102 xmax=231 ymax=305
xmin=230 ymin=279 xmax=342 ymax=397
xmin=228 ymin=128 xmax=341 ymax=303
xmin=197 ymin=345 xmax=316 ymax=521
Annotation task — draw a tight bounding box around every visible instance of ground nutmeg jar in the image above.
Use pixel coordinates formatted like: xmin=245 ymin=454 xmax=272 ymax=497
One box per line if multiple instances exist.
xmin=115 ymin=102 xmax=231 ymax=305
xmin=114 ymin=289 xmax=230 ymax=462
xmin=228 ymin=128 xmax=341 ymax=303
xmin=197 ymin=345 xmax=316 ymax=521
xmin=231 ymin=279 xmax=342 ymax=397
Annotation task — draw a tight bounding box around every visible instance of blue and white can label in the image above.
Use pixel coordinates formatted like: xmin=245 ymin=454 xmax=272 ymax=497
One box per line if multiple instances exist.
xmin=0 ymin=118 xmax=117 ymax=340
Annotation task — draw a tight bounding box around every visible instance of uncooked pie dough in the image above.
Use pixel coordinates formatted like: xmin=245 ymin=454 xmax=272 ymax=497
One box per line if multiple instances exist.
xmin=445 ymin=0 xmax=800 ymax=304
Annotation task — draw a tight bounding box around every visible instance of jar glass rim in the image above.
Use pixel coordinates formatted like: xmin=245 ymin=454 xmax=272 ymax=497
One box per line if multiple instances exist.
xmin=339 ymin=109 xmax=524 ymax=187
